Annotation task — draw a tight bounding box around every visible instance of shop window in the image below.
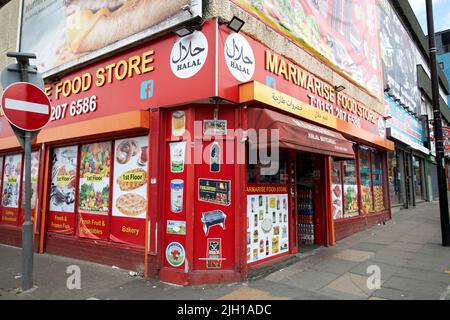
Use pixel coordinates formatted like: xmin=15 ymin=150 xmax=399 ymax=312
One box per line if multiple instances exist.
xmin=372 ymin=150 xmax=386 ymax=212
xmin=360 ymin=146 xmax=373 ymax=214
xmin=48 ymin=146 xmax=78 ymax=234
xmin=343 ymin=159 xmax=359 ymax=217
xmin=247 ymin=147 xmax=288 ymax=185
xmin=21 ymin=152 xmax=39 ymax=210
xmin=388 ymin=152 xmax=402 ymax=206
xmin=1 ymin=154 xmax=22 ymax=209
xmin=331 ymin=159 xmax=343 ymax=220
xmin=0 ymin=154 xmax=23 ymax=226
xmin=47 ymin=136 xmax=149 ymax=247
xmin=332 ymin=157 xmax=359 ymax=220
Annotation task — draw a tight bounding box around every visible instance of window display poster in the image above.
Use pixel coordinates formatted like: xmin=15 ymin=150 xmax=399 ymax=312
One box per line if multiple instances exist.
xmin=1 ymin=154 xmax=22 ymax=226
xmin=332 ymin=184 xmax=343 ymax=220
xmin=110 ymin=136 xmax=148 ymax=246
xmin=48 ymin=146 xmax=78 ymax=234
xmin=20 ymin=152 xmax=40 ymax=225
xmin=77 ymin=142 xmax=111 ymax=240
xmin=331 ymin=161 xmax=343 ymax=220
xmin=198 ymin=179 xmax=231 ymax=206
xmin=247 ymin=193 xmax=289 ymax=264
xmin=343 ymin=160 xmax=359 ymax=218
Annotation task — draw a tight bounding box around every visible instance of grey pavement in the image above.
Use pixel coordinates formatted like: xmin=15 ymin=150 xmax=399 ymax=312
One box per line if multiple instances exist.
xmin=0 ymin=202 xmax=449 ymax=300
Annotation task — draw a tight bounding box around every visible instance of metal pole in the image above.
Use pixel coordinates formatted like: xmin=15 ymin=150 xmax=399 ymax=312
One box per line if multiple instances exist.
xmin=426 ymin=0 xmax=450 ymax=246
xmin=22 ymin=131 xmax=34 ymax=290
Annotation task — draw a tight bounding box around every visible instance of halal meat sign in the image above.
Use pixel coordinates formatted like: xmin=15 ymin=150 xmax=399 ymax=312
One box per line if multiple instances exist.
xmin=1 ymin=82 xmax=51 ymax=132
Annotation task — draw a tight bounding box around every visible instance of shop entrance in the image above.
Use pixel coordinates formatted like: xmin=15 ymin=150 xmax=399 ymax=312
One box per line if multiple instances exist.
xmin=291 ymin=151 xmax=326 ymax=251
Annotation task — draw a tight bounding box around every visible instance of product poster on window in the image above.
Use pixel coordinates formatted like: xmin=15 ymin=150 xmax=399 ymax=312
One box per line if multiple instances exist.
xmin=21 ymin=151 xmax=40 ymax=225
xmin=246 ymin=192 xmax=289 ymax=264
xmin=1 ymin=154 xmax=22 ymax=226
xmin=48 ymin=146 xmax=78 ymax=234
xmin=111 ymin=136 xmax=148 ymax=246
xmin=78 ymin=142 xmax=111 ymax=240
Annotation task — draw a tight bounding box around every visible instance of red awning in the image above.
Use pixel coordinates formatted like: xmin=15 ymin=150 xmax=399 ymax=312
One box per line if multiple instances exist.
xmin=247 ymin=108 xmax=355 ymax=159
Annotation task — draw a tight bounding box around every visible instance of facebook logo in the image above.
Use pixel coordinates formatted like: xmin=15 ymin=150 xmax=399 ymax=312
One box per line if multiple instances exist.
xmin=266 ymin=76 xmax=277 ymax=89
xmin=140 ymin=80 xmax=154 ymax=100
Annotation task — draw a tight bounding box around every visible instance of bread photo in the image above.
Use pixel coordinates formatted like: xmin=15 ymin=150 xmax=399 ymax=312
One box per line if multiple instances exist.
xmin=64 ymin=0 xmax=189 ymax=54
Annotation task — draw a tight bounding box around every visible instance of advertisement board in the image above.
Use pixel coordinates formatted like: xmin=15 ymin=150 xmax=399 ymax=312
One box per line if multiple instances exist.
xmin=77 ymin=141 xmax=111 ymax=240
xmin=19 ymin=0 xmax=203 ymax=76
xmin=246 ymin=186 xmax=289 ymax=265
xmin=48 ymin=146 xmax=78 ymax=234
xmin=232 ymin=0 xmax=382 ymax=98
xmin=378 ymin=0 xmax=421 ymax=112
xmin=110 ymin=136 xmax=148 ymax=246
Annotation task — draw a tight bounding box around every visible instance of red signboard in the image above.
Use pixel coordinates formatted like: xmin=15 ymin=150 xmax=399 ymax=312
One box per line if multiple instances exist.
xmin=1 ymin=82 xmax=51 ymax=131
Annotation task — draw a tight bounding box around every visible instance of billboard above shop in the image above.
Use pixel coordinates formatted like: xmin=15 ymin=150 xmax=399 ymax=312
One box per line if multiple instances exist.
xmin=231 ymin=0 xmax=383 ymax=98
xmin=19 ymin=0 xmax=202 ymax=76
xmin=378 ymin=0 xmax=421 ymax=112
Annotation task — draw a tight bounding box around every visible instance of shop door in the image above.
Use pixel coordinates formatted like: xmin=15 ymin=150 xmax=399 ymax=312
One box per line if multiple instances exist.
xmin=404 ymin=153 xmax=414 ymax=207
xmin=295 ymin=152 xmax=325 ymax=248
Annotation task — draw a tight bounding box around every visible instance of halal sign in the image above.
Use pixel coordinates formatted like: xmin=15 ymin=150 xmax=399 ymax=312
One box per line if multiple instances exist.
xmin=224 ymin=33 xmax=255 ymax=82
xmin=1 ymin=82 xmax=51 ymax=131
xmin=170 ymin=31 xmax=208 ymax=79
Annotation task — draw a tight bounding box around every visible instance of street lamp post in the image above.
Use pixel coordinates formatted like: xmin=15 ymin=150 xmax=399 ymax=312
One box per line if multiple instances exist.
xmin=426 ymin=0 xmax=450 ymax=246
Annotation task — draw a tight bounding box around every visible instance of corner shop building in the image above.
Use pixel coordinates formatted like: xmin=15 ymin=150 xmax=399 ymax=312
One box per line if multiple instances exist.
xmin=0 ymin=20 xmax=394 ymax=285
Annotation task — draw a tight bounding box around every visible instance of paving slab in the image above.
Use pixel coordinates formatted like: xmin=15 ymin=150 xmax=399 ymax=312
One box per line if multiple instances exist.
xmin=278 ymin=270 xmax=340 ymax=291
xmin=332 ymin=249 xmax=374 ymax=262
xmin=308 ymin=258 xmax=359 ymax=275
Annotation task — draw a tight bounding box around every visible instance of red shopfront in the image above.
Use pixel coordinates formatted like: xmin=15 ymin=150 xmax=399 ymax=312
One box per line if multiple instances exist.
xmin=0 ymin=18 xmax=394 ymax=285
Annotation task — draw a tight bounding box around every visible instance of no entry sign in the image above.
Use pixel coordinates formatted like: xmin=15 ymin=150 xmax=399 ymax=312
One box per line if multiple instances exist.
xmin=1 ymin=82 xmax=51 ymax=131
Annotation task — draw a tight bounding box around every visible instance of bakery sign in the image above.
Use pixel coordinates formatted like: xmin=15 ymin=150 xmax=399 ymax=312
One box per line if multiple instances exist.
xmin=19 ymin=0 xmax=203 ymax=76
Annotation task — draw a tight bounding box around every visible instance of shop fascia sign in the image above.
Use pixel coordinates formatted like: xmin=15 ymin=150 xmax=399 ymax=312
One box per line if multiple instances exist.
xmin=387 ymin=127 xmax=429 ymax=155
xmin=264 ymin=50 xmax=382 ymax=129
xmin=45 ymin=50 xmax=155 ymax=102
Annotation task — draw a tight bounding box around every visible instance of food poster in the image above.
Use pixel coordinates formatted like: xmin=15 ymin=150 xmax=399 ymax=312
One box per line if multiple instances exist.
xmin=343 ymin=160 xmax=359 ymax=218
xmin=48 ymin=146 xmax=78 ymax=234
xmin=110 ymin=136 xmax=148 ymax=246
xmin=235 ymin=0 xmax=382 ymax=97
xmin=20 ymin=0 xmax=202 ymax=75
xmin=331 ymin=161 xmax=343 ymax=220
xmin=77 ymin=142 xmax=111 ymax=240
xmin=20 ymin=152 xmax=40 ymax=226
xmin=1 ymin=154 xmax=23 ymax=226
xmin=198 ymin=179 xmax=231 ymax=206
xmin=246 ymin=193 xmax=289 ymax=264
